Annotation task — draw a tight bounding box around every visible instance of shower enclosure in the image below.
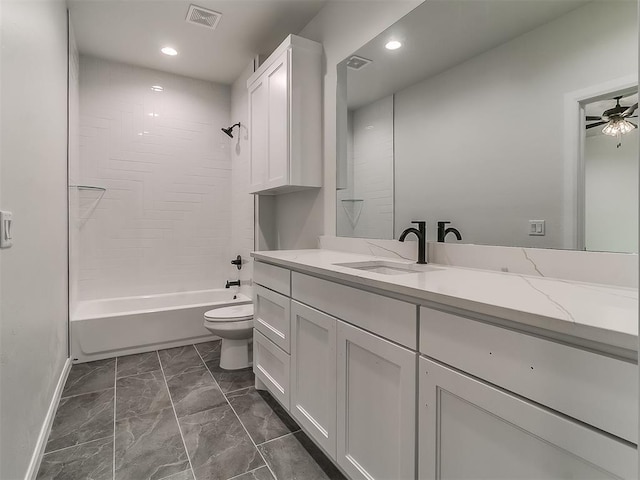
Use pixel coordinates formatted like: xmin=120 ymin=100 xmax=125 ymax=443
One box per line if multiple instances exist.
xmin=68 ymin=40 xmax=247 ymax=362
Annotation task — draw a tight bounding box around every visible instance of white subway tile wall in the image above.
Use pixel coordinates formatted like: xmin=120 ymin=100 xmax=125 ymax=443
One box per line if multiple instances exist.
xmin=230 ymin=63 xmax=256 ymax=297
xmin=76 ymin=56 xmax=233 ymax=300
xmin=337 ymin=95 xmax=394 ymax=239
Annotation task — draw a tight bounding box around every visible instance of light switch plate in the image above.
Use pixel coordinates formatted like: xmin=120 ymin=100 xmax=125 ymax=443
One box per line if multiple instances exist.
xmin=1 ymin=211 xmax=13 ymax=248
xmin=529 ymin=220 xmax=545 ymax=236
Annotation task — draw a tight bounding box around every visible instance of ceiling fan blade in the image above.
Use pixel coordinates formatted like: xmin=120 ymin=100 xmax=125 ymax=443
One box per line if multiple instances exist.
xmin=628 ymin=121 xmax=637 ymax=128
xmin=586 ymin=121 xmax=607 ymax=129
xmin=585 ymin=116 xmax=602 ymax=121
xmin=622 ymin=103 xmax=638 ymax=117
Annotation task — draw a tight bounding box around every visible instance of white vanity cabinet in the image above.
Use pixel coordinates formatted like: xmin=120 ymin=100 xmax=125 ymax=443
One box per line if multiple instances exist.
xmin=247 ymin=34 xmax=322 ymax=195
xmin=251 ymin=258 xmax=637 ymax=480
xmin=418 ymin=357 xmax=636 ymax=480
xmin=336 ymin=321 xmax=416 ymax=480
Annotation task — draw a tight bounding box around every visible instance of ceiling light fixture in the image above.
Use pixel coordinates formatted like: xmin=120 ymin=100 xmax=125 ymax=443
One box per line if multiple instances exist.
xmin=161 ymin=47 xmax=178 ymax=56
xmin=602 ymin=118 xmax=637 ymax=148
xmin=602 ymin=118 xmax=636 ymax=137
xmin=385 ymin=40 xmax=402 ymax=50
xmin=151 ymin=85 xmax=164 ymax=92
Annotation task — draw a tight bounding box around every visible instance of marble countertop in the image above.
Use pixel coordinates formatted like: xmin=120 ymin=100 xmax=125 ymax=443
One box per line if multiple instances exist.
xmin=251 ymin=249 xmax=638 ymax=352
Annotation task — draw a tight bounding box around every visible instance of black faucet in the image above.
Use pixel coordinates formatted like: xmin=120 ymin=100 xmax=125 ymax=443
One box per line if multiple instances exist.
xmin=399 ymin=221 xmax=427 ymax=264
xmin=225 ymin=280 xmax=241 ymax=288
xmin=437 ymin=221 xmax=462 ymax=243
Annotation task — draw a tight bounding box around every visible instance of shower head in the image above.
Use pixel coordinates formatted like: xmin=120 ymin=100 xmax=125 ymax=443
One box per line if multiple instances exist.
xmin=221 ymin=122 xmax=241 ymax=138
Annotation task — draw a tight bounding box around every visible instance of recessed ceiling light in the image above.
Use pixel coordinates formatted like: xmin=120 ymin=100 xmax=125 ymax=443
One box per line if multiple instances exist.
xmin=148 ymin=113 xmax=160 ymax=117
xmin=385 ymin=40 xmax=402 ymax=50
xmin=161 ymin=47 xmax=178 ymax=56
xmin=151 ymin=85 xmax=164 ymax=92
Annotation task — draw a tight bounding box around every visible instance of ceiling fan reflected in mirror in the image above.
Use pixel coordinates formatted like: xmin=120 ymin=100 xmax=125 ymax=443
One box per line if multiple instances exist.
xmin=586 ymin=95 xmax=638 ymax=148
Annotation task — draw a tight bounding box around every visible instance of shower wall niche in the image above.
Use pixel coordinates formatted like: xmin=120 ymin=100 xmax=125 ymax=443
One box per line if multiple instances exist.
xmin=70 ymin=55 xmax=234 ymax=303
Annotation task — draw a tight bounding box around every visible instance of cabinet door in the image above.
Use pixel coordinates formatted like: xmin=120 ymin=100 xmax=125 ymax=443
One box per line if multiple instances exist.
xmin=264 ymin=49 xmax=289 ymax=190
xmin=336 ymin=321 xmax=416 ymax=480
xmin=419 ymin=357 xmax=637 ymax=480
xmin=248 ymin=77 xmax=267 ymax=191
xmin=290 ymin=301 xmax=337 ymax=457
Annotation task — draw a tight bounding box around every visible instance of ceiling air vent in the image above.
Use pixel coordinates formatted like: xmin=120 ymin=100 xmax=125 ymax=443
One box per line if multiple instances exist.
xmin=186 ymin=4 xmax=222 ymax=31
xmin=346 ymin=55 xmax=372 ymax=70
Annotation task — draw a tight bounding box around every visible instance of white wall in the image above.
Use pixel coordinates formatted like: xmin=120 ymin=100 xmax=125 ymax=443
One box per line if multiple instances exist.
xmin=231 ymin=63 xmax=256 ymax=295
xmin=0 ymin=1 xmax=69 ymax=479
xmin=253 ymin=1 xmax=420 ymax=249
xmin=585 ymin=130 xmax=638 ymax=253
xmin=69 ymin=22 xmax=80 ymax=314
xmin=394 ymin=0 xmax=637 ymax=248
xmin=76 ymin=56 xmax=233 ymax=300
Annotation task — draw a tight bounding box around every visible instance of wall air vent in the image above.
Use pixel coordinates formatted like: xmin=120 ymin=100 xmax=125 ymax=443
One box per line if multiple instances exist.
xmin=186 ymin=4 xmax=222 ymax=31
xmin=346 ymin=55 xmax=372 ymax=70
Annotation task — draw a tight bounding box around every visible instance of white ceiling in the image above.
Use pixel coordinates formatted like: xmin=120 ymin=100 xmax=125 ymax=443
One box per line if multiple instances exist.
xmin=68 ymin=0 xmax=327 ymax=85
xmin=346 ymin=0 xmax=591 ymax=109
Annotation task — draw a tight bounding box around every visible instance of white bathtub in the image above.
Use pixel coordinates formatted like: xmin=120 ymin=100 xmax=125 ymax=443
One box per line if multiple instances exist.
xmin=70 ymin=289 xmax=252 ymax=363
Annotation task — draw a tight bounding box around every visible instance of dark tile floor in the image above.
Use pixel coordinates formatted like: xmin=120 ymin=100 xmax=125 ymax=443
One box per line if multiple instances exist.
xmin=36 ymin=341 xmax=346 ymax=480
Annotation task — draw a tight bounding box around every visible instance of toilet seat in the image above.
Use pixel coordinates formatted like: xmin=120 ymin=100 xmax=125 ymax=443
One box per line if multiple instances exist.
xmin=204 ymin=304 xmax=253 ymax=323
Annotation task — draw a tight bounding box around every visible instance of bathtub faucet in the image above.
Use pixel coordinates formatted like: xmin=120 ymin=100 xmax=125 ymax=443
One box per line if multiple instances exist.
xmin=225 ymin=280 xmax=241 ymax=288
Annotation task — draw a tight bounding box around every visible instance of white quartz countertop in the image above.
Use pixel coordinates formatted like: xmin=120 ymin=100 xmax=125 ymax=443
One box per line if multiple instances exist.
xmin=251 ymin=249 xmax=638 ymax=352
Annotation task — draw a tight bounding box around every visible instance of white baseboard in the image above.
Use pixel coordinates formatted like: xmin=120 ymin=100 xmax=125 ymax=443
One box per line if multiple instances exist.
xmin=24 ymin=358 xmax=72 ymax=480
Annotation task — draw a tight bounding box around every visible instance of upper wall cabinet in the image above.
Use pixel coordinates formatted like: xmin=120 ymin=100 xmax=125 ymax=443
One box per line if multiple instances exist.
xmin=247 ymin=35 xmax=322 ymax=195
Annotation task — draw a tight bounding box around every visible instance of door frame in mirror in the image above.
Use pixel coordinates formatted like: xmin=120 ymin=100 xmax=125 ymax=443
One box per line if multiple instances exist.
xmin=563 ymin=74 xmax=638 ymax=251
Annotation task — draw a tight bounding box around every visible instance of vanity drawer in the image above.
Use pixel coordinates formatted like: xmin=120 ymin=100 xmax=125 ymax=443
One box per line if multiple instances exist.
xmin=254 ymin=330 xmax=290 ymax=409
xmin=420 ymin=306 xmax=638 ymax=444
xmin=254 ymin=261 xmax=291 ymax=296
xmin=292 ymin=272 xmax=417 ymax=349
xmin=254 ymin=284 xmax=291 ymax=353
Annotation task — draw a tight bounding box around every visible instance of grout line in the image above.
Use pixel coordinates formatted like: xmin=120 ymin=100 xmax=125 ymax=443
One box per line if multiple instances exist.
xmin=42 ymin=435 xmax=114 ymax=457
xmin=224 ymin=385 xmax=254 ymax=396
xmin=225 ymin=465 xmax=267 ymax=480
xmin=113 ymin=356 xmax=117 ymax=480
xmin=255 ymin=431 xmax=298 ymax=447
xmin=157 ymin=350 xmax=197 ymax=480
xmin=193 ymin=345 xmax=278 ymax=480
xmin=115 ymin=368 xmax=163 ymax=380
xmin=60 ymin=386 xmax=115 ymax=400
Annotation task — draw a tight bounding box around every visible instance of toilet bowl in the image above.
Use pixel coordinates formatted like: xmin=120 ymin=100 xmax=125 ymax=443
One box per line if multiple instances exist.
xmin=203 ymin=303 xmax=254 ymax=370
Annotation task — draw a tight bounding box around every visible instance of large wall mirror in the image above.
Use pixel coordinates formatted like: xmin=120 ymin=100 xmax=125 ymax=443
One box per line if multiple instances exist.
xmin=336 ymin=0 xmax=638 ymax=253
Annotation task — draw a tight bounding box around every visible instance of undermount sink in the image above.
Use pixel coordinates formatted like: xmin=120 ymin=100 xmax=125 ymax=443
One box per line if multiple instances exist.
xmin=334 ymin=260 xmax=442 ymax=275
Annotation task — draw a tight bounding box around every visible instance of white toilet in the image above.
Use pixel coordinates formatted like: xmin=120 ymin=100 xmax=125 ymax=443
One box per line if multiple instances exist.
xmin=203 ymin=303 xmax=254 ymax=370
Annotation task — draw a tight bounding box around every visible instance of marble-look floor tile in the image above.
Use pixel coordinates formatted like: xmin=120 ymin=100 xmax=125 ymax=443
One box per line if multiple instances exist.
xmin=194 ymin=340 xmax=221 ymax=363
xmin=227 ymin=388 xmax=299 ymax=444
xmin=117 ymin=351 xmax=160 ymax=378
xmin=180 ymin=404 xmax=264 ymax=480
xmin=62 ymin=359 xmax=115 ymax=397
xmin=46 ymin=389 xmax=114 ymax=453
xmin=115 ymin=407 xmax=190 ymax=480
xmin=37 ymin=437 xmax=113 ymax=480
xmin=205 ymin=360 xmax=254 ymax=394
xmin=229 ymin=466 xmax=275 ymax=480
xmin=159 ymin=469 xmax=194 ymax=480
xmin=116 ymin=371 xmax=171 ymax=420
xmin=259 ymin=431 xmax=346 ymax=480
xmin=165 ymin=369 xmax=226 ymax=418
xmin=158 ymin=346 xmax=205 ymax=377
